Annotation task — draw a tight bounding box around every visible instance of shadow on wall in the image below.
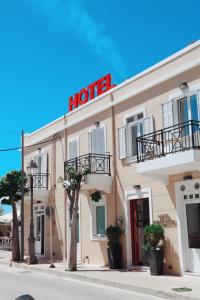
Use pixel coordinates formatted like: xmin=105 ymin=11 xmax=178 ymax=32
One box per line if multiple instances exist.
xmin=89 ymin=196 xmax=109 ymax=266
xmin=24 ymin=200 xmax=64 ymax=260
xmin=164 ymin=237 xmax=181 ymax=275
xmin=154 ymin=214 xmax=180 ymax=275
xmin=49 ymin=205 xmax=64 ymax=260
xmin=79 ymin=195 xmax=109 ymax=266
xmin=116 ymin=170 xmax=128 ymax=268
xmin=98 ymin=192 xmax=116 ymax=266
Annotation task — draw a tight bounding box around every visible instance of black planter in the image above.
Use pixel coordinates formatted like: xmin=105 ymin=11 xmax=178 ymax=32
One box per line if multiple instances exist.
xmin=107 ymin=243 xmax=121 ymax=269
xmin=147 ymin=249 xmax=164 ymax=275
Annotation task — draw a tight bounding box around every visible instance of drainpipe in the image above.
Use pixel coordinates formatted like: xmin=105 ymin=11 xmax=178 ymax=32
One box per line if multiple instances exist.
xmin=50 ymin=134 xmax=56 ymax=260
xmin=110 ymin=93 xmax=117 ymax=223
xmin=63 ymin=115 xmax=67 ymax=261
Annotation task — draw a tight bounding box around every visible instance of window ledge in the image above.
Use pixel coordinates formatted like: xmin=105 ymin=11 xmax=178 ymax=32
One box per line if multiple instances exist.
xmin=125 ymin=156 xmax=137 ymax=164
xmin=91 ymin=235 xmax=107 ymax=241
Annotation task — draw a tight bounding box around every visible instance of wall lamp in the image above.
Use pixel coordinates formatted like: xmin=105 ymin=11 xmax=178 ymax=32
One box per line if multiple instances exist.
xmin=94 ymin=121 xmax=100 ymax=127
xmin=133 ymin=184 xmax=141 ymax=191
xmin=179 ymin=82 xmax=188 ymax=91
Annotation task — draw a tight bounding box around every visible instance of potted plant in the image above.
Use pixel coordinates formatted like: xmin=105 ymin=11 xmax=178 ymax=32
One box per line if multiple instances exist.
xmin=106 ymin=225 xmax=122 ymax=269
xmin=143 ymin=223 xmax=165 ymax=275
xmin=91 ymin=190 xmax=102 ymax=203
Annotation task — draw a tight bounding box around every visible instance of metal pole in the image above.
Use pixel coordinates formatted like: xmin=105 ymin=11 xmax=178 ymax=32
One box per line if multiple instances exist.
xmin=28 ymin=175 xmax=37 ymax=264
xmin=49 ymin=209 xmax=55 ymax=268
xmin=20 ymin=130 xmax=24 ymax=261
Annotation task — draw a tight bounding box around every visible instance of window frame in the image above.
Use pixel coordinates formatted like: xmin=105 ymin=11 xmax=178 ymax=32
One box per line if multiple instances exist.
xmin=123 ymin=107 xmax=146 ymax=162
xmin=90 ymin=195 xmax=107 ymax=241
xmin=88 ymin=123 xmax=107 ymax=154
xmin=165 ymin=89 xmax=200 ymax=126
xmin=176 ymin=92 xmax=199 ymax=123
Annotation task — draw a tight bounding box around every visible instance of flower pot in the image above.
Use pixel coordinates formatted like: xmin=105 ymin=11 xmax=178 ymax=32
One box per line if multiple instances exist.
xmin=107 ymin=243 xmax=121 ymax=269
xmin=147 ymin=249 xmax=164 ymax=275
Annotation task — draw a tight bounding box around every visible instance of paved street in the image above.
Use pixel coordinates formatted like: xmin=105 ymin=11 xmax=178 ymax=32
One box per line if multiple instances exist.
xmin=0 ymin=265 xmax=164 ymax=300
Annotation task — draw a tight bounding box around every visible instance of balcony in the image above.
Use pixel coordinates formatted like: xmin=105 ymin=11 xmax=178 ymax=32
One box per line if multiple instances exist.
xmin=64 ymin=153 xmax=112 ymax=193
xmin=33 ymin=173 xmax=49 ymax=190
xmin=136 ymin=120 xmax=200 ymax=182
xmin=25 ymin=173 xmax=49 ymax=204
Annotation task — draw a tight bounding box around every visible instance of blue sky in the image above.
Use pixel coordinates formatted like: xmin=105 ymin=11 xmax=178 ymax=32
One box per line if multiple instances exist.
xmin=0 ymin=0 xmax=199 ymax=212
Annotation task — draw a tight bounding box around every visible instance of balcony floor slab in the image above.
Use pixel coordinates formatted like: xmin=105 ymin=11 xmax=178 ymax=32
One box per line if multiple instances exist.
xmin=136 ymin=149 xmax=200 ymax=183
xmin=25 ymin=189 xmax=50 ymax=204
xmin=81 ymin=174 xmax=112 ymax=193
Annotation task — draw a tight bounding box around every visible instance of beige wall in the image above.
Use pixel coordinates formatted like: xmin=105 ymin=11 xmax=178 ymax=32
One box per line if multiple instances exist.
xmin=23 ymin=43 xmax=200 ymax=275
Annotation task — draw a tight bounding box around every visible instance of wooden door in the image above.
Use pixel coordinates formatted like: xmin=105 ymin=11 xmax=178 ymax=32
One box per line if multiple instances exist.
xmin=130 ymin=200 xmax=139 ymax=264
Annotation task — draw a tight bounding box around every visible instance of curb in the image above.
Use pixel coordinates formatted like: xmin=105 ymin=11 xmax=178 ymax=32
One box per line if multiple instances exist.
xmin=0 ymin=260 xmax=198 ymax=300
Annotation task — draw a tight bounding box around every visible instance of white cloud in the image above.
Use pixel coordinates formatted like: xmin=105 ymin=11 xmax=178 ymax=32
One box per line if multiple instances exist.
xmin=25 ymin=0 xmax=127 ymax=80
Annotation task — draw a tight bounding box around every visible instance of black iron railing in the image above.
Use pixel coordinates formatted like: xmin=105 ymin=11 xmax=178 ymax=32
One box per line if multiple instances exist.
xmin=64 ymin=153 xmax=111 ymax=176
xmin=33 ymin=173 xmax=48 ymax=190
xmin=137 ymin=120 xmax=200 ymax=163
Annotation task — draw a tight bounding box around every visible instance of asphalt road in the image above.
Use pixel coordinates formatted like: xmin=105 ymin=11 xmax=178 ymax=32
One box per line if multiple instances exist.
xmin=0 ymin=264 xmax=163 ymax=300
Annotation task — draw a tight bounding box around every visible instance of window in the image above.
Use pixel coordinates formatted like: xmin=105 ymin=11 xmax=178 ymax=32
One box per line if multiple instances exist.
xmin=34 ymin=152 xmax=48 ymax=174
xmin=118 ymin=112 xmax=154 ymax=160
xmin=126 ymin=113 xmax=144 ymax=157
xmin=33 ymin=151 xmax=48 ymax=189
xmin=91 ymin=196 xmax=107 ymax=239
xmin=162 ymin=93 xmax=199 ymax=129
xmin=186 ymin=203 xmax=200 ymax=248
xmin=89 ymin=125 xmax=106 ymax=154
xmin=178 ymin=94 xmax=199 ymax=123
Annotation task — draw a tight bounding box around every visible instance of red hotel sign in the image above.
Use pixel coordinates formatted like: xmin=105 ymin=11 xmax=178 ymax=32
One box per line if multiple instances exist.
xmin=69 ymin=74 xmax=116 ymax=112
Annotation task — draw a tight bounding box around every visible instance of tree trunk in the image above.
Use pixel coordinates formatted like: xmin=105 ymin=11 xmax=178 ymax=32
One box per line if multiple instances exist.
xmin=12 ymin=201 xmax=20 ymax=261
xmin=67 ymin=208 xmax=78 ymax=271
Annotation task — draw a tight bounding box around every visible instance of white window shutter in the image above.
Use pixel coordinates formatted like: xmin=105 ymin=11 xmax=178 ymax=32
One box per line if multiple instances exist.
xmin=89 ymin=128 xmax=97 ymax=179
xmin=41 ymin=152 xmax=48 ymax=174
xmin=88 ymin=131 xmax=92 ymax=153
xmin=90 ymin=127 xmax=106 ymax=154
xmin=91 ymin=128 xmax=97 ymax=153
xmin=98 ymin=127 xmax=105 ymax=154
xmin=93 ymin=129 xmax=96 ymax=153
xmin=126 ymin=125 xmax=133 ymax=158
xmin=41 ymin=152 xmax=48 ymax=189
xmin=142 ymin=116 xmax=154 ymax=135
xmin=162 ymin=100 xmax=174 ymax=128
xmin=34 ymin=154 xmax=41 ymax=173
xmin=197 ymin=90 xmax=200 ymax=120
xmin=68 ymin=139 xmax=78 ymax=159
xmin=118 ymin=126 xmax=127 ymax=159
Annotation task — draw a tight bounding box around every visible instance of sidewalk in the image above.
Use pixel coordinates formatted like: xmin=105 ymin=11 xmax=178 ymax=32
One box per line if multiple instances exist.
xmin=0 ymin=250 xmax=199 ymax=300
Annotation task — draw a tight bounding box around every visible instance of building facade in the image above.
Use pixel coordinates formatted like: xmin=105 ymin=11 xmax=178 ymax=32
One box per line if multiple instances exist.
xmin=24 ymin=41 xmax=200 ymax=275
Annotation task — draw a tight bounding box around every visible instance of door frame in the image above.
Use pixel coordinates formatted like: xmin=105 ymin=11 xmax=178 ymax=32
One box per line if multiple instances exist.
xmin=175 ymin=179 xmax=200 ymax=274
xmin=34 ymin=203 xmax=45 ymax=256
xmin=125 ymin=188 xmax=152 ymax=268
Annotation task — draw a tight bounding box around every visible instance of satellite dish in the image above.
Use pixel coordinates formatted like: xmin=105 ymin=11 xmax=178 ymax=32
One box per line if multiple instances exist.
xmin=45 ymin=206 xmax=55 ymax=217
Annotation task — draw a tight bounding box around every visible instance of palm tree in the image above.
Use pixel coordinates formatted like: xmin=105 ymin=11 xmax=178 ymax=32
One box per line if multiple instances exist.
xmin=0 ymin=170 xmax=26 ymax=261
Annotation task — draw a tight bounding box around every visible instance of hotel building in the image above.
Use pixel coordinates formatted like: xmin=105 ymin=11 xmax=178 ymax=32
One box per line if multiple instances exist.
xmin=24 ymin=41 xmax=200 ymax=275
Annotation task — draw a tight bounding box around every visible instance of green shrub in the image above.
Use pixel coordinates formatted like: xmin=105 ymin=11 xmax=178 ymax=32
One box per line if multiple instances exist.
xmin=143 ymin=223 xmax=164 ymax=251
xmin=91 ymin=190 xmax=102 ymax=203
xmin=106 ymin=225 xmax=122 ymax=246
